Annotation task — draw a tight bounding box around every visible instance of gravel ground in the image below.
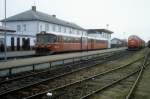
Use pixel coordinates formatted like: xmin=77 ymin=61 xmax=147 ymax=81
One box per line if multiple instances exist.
xmin=87 ymin=48 xmax=149 ymax=99
xmin=132 ymin=50 xmax=150 ymax=99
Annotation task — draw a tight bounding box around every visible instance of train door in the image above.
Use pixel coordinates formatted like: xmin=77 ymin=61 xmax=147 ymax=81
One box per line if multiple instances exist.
xmin=11 ymin=37 xmax=15 ymax=51
xmin=59 ymin=36 xmax=63 ymax=51
xmin=91 ymin=39 xmax=94 ymax=49
xmin=81 ymin=37 xmax=85 ymax=50
xmin=80 ymin=37 xmax=82 ymax=50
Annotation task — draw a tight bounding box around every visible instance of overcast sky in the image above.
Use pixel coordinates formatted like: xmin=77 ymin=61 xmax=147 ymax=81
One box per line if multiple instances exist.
xmin=0 ymin=0 xmax=150 ymax=41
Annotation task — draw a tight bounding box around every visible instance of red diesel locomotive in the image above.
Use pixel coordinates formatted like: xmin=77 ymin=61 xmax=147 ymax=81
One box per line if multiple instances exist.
xmin=128 ymin=35 xmax=145 ymax=50
xmin=35 ymin=32 xmax=108 ymax=54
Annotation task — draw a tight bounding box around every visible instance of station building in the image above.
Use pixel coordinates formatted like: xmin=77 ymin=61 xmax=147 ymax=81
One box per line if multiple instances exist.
xmin=87 ymin=29 xmax=113 ymax=48
xmin=111 ymin=38 xmax=127 ymax=48
xmin=0 ymin=6 xmax=86 ymax=51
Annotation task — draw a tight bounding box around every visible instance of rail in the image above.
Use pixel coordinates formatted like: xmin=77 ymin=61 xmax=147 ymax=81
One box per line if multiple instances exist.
xmin=23 ymin=57 xmax=143 ymax=99
xmin=80 ymin=50 xmax=150 ymax=99
xmin=126 ymin=50 xmax=150 ymax=99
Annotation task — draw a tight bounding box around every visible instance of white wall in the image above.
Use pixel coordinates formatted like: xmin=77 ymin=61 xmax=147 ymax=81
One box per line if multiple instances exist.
xmin=37 ymin=21 xmax=86 ymax=36
xmin=3 ymin=21 xmax=38 ymax=36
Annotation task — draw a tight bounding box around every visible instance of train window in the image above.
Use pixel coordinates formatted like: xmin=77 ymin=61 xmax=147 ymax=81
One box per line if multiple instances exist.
xmin=37 ymin=34 xmax=57 ymax=43
xmin=63 ymin=36 xmax=67 ymax=42
xmin=75 ymin=38 xmax=79 ymax=43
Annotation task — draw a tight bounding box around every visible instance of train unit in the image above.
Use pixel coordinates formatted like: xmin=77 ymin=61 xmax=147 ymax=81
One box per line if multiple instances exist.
xmin=35 ymin=31 xmax=108 ymax=55
xmin=128 ymin=35 xmax=145 ymax=50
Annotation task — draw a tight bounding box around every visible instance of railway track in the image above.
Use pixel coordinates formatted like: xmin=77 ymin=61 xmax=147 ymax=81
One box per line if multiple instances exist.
xmin=0 ymin=51 xmax=118 ymax=83
xmin=23 ymin=57 xmax=145 ymax=99
xmin=0 ymin=50 xmax=123 ymax=81
xmin=125 ymin=51 xmax=150 ymax=99
xmin=0 ymin=50 xmax=130 ymax=99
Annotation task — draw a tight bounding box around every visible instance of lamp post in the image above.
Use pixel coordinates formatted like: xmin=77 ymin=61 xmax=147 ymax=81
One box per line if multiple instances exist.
xmin=4 ymin=0 xmax=7 ymax=61
xmin=123 ymin=32 xmax=126 ymax=47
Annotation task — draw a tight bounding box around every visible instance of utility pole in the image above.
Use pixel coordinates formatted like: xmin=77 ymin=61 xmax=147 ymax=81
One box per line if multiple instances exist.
xmin=4 ymin=0 xmax=7 ymax=61
xmin=123 ymin=32 xmax=126 ymax=47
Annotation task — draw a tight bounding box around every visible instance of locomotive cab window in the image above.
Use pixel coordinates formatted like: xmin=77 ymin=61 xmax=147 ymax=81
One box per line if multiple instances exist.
xmin=37 ymin=34 xmax=57 ymax=43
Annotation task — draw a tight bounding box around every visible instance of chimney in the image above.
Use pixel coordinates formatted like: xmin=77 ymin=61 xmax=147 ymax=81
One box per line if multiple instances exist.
xmin=32 ymin=6 xmax=36 ymax=12
xmin=52 ymin=15 xmax=56 ymax=18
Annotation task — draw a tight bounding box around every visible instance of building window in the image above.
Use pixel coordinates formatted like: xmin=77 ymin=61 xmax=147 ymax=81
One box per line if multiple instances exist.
xmin=23 ymin=24 xmax=26 ymax=32
xmin=52 ymin=24 xmax=56 ymax=32
xmin=45 ymin=23 xmax=49 ymax=31
xmin=69 ymin=28 xmax=72 ymax=34
xmin=17 ymin=25 xmax=21 ymax=32
xmin=64 ymin=27 xmax=66 ymax=33
xmin=40 ymin=25 xmax=42 ymax=32
xmin=72 ymin=29 xmax=74 ymax=34
xmin=79 ymin=31 xmax=82 ymax=35
xmin=77 ymin=30 xmax=79 ymax=35
xmin=58 ymin=25 xmax=61 ymax=32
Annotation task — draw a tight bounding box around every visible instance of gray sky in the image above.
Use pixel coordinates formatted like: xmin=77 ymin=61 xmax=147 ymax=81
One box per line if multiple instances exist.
xmin=0 ymin=0 xmax=150 ymax=41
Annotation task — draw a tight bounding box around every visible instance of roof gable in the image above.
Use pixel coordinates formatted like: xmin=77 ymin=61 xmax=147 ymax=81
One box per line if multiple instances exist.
xmin=1 ymin=8 xmax=84 ymax=30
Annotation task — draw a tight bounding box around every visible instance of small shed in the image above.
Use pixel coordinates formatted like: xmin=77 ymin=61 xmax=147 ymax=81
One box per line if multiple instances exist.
xmin=0 ymin=26 xmax=16 ymax=52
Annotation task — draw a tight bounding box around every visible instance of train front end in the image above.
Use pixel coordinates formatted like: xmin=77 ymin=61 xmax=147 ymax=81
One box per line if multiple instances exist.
xmin=35 ymin=32 xmax=57 ymax=55
xmin=128 ymin=35 xmax=145 ymax=50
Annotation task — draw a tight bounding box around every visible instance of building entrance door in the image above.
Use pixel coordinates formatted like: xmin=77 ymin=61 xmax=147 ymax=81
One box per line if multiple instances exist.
xmin=0 ymin=38 xmax=4 ymax=52
xmin=17 ymin=38 xmax=20 ymax=51
xmin=11 ymin=37 xmax=15 ymax=51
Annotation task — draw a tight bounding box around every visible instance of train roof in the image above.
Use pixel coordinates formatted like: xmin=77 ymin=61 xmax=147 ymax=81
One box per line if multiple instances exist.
xmin=37 ymin=32 xmax=107 ymax=41
xmin=128 ymin=35 xmax=145 ymax=42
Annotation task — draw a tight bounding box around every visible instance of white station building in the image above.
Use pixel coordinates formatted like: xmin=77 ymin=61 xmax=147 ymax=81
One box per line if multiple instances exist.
xmin=0 ymin=6 xmax=86 ymax=51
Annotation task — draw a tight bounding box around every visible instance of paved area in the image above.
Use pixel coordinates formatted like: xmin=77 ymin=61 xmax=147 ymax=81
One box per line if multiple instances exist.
xmin=0 ymin=51 xmax=35 ymax=58
xmin=0 ymin=47 xmax=126 ymax=69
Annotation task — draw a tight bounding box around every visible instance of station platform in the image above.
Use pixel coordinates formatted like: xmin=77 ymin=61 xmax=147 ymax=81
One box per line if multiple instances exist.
xmin=0 ymin=47 xmax=126 ymax=70
xmin=0 ymin=51 xmax=35 ymax=58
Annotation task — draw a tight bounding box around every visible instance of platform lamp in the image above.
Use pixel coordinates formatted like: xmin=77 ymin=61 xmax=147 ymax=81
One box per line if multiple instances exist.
xmin=4 ymin=0 xmax=7 ymax=61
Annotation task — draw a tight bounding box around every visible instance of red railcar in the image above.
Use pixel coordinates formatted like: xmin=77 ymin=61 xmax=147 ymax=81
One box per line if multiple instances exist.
xmin=35 ymin=32 xmax=108 ymax=55
xmin=128 ymin=35 xmax=145 ymax=50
